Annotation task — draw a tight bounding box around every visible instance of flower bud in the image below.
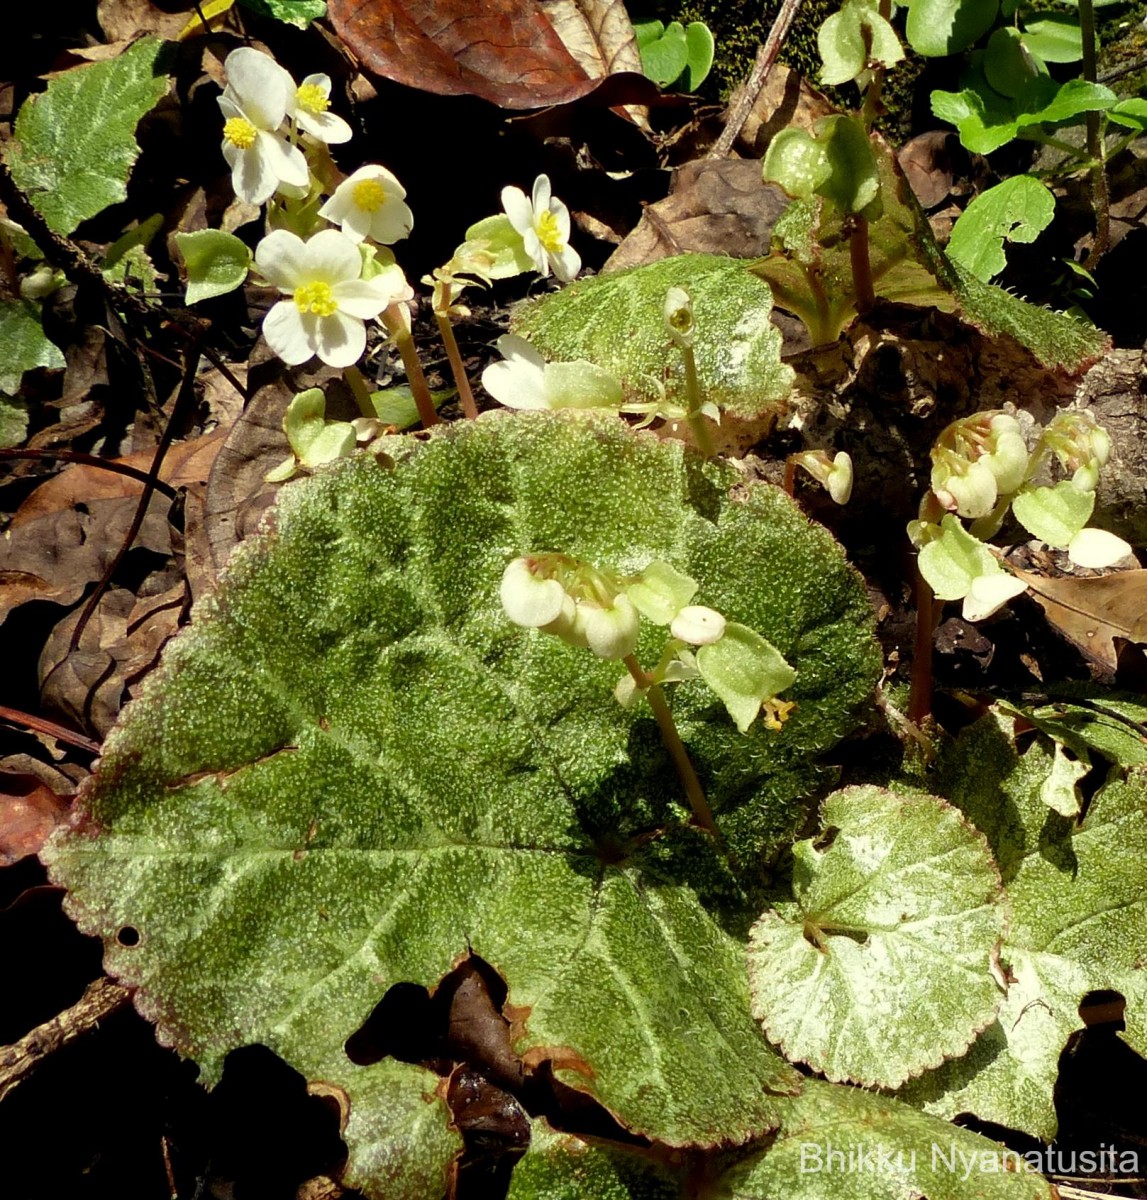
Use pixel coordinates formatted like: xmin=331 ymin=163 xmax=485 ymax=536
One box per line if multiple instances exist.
xmin=663 ymin=287 xmax=695 ymax=349
xmin=670 ymin=605 xmax=727 ymax=646
xmin=500 ymin=558 xmax=568 ymax=628
xmin=932 ymin=458 xmax=998 ymax=519
xmin=573 ymin=595 xmax=640 ymax=659
xmin=826 ymin=452 xmax=853 ymax=505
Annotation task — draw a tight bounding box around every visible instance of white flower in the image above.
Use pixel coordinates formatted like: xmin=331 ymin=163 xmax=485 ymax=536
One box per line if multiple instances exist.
xmin=219 ymin=48 xmax=309 ymax=206
xmin=481 ymin=335 xmax=620 ymax=411
xmin=500 ymin=558 xmax=569 ymax=628
xmin=670 ymin=605 xmax=726 ymax=645
xmin=319 ymin=165 xmax=413 ymax=244
xmin=572 ymin=595 xmax=640 ymax=660
xmin=255 ymin=229 xmax=406 ymax=368
xmin=1067 ymin=528 xmax=1133 ymax=569
xmin=962 ymin=574 xmax=1027 ymax=623
xmin=290 ymin=73 xmax=352 ymax=144
xmin=500 ymin=175 xmax=581 ymax=282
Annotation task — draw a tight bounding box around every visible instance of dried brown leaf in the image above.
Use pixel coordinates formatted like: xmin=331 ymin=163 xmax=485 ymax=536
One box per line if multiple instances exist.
xmin=11 ymin=432 xmax=225 ymax=529
xmin=606 ymin=159 xmax=791 ymax=272
xmin=328 ymin=0 xmax=654 ymax=109
xmin=0 ymin=765 xmax=73 ymax=866
xmin=1014 ymin=567 xmax=1147 ymax=672
xmin=535 ymin=0 xmax=641 ymax=80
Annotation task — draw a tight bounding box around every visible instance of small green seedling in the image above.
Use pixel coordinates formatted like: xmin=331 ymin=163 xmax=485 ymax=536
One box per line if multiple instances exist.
xmin=633 ymin=18 xmax=715 ymax=91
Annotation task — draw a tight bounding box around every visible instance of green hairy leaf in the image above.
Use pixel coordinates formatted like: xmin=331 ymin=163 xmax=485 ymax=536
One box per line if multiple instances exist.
xmin=174 ymin=230 xmax=252 ymax=304
xmin=237 ymin=0 xmax=327 ymax=28
xmin=7 ymin=38 xmax=169 ymax=235
xmin=0 ymin=298 xmax=66 ymax=394
xmin=906 ymin=0 xmax=1000 ymax=57
xmin=898 ymin=713 xmax=1147 ymax=1139
xmin=747 ymin=786 xmax=1006 ymax=1088
xmin=715 ymin=1078 xmax=1054 ymax=1199
xmin=512 ymin=255 xmax=794 ymax=419
xmin=44 ymin=412 xmax=880 ymax=1195
xmin=947 ymin=177 xmax=1056 ymax=281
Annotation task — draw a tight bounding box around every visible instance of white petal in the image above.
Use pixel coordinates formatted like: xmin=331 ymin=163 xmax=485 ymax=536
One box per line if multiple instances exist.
xmin=353 ymin=163 xmax=406 ymax=199
xmin=370 ymin=199 xmax=414 ymax=244
xmin=501 ymin=186 xmax=534 ymax=236
xmin=482 ymin=360 xmax=549 ymax=409
xmin=302 ymin=229 xmax=363 ymax=285
xmin=500 ymin=559 xmax=567 ymax=627
xmin=218 ymin=94 xmax=243 ymax=122
xmin=532 ymin=174 xmax=552 ymax=214
xmin=521 ymin=230 xmax=548 ymax=276
xmin=256 ymin=131 xmax=309 ymax=189
xmin=318 ymin=188 xmax=353 ymax=225
xmin=332 ymin=278 xmax=393 ymax=319
xmin=262 ymin=301 xmax=314 ymax=365
xmin=255 ymin=229 xmax=307 ymax=291
xmin=297 ymin=109 xmax=353 ymax=144
xmin=548 ymin=195 xmax=571 ymax=241
xmin=1067 ymin=528 xmax=1133 ymax=569
xmin=312 ymin=311 xmax=366 ymax=369
xmin=231 ymin=141 xmax=279 ymax=206
xmin=576 ymin=596 xmax=640 ymax=660
xmin=496 ymin=334 xmax=546 ymax=371
xmin=224 ymin=48 xmax=292 ymax=130
xmin=549 ymin=243 xmax=581 ymax=283
xmin=962 ymin=574 xmax=1027 ymax=622
xmin=337 ymin=204 xmax=372 ymax=242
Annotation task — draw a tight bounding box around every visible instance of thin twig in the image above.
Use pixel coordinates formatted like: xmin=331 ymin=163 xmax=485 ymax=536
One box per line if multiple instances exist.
xmin=0 ymin=448 xmax=179 ymax=500
xmin=1079 ymin=0 xmax=1110 ymax=270
xmin=68 ymin=337 xmax=203 ymax=653
xmin=0 ymin=704 xmax=101 ymax=753
xmin=708 ymin=0 xmax=804 ymax=159
xmin=0 ymin=977 xmax=132 ymax=1104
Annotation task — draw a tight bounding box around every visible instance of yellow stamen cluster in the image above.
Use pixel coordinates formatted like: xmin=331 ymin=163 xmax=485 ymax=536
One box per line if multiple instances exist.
xmin=761 ymin=698 xmax=796 ymax=731
xmin=223 ymin=116 xmax=258 ymax=150
xmin=296 ymin=83 xmax=330 ymax=114
xmin=294 ymin=281 xmax=338 ymax=317
xmin=535 ymin=208 xmax=563 ymax=253
xmin=352 ymin=178 xmax=386 ymax=213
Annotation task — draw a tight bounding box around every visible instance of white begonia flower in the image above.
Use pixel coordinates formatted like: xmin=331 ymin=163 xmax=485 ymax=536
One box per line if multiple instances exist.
xmin=501 ymin=175 xmax=581 ymax=282
xmin=500 ymin=558 xmax=570 ymax=628
xmin=572 ymin=595 xmax=640 ymax=660
xmin=962 ymin=574 xmax=1027 ymax=623
xmin=290 ymin=73 xmax=352 ymax=144
xmin=670 ymin=605 xmax=726 ymax=646
xmin=932 ymin=456 xmax=998 ymax=519
xmin=1067 ymin=528 xmax=1133 ymax=569
xmin=219 ymin=48 xmax=309 ymax=206
xmin=826 ymin=452 xmax=853 ymax=505
xmin=482 ymin=335 xmax=621 ymax=412
xmin=255 ymin=228 xmax=406 ymax=369
xmin=983 ymin=414 xmax=1029 ymax=495
xmin=319 ymin=165 xmax=414 ymax=245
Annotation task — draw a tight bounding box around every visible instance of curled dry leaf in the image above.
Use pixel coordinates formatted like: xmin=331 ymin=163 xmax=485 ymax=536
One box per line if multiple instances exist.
xmin=0 ymin=758 xmax=77 ymax=866
xmin=1013 ymin=566 xmax=1147 ymax=672
xmin=328 ymin=0 xmax=655 ymax=109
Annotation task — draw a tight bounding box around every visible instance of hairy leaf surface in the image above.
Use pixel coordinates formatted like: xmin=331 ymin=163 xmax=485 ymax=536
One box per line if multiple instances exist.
xmin=45 ymin=412 xmax=880 ymax=1195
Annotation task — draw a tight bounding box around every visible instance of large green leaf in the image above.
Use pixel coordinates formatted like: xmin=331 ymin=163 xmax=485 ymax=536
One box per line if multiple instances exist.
xmin=947 ymin=177 xmax=1056 ymax=281
xmin=747 ymin=787 xmax=1006 ymax=1088
xmin=45 ymin=412 xmax=880 ymax=1195
xmin=898 ymin=712 xmax=1147 ymax=1139
xmin=714 ymin=1078 xmax=1054 ymax=1199
xmin=511 ymin=255 xmax=794 ymax=419
xmin=0 ymin=298 xmax=65 ymax=393
xmin=7 ymin=38 xmax=169 ymax=235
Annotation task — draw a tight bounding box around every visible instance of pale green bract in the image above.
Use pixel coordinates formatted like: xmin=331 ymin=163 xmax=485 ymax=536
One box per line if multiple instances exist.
xmin=898 ymin=713 xmax=1147 ymax=1140
xmin=175 ymin=230 xmax=252 ymax=304
xmin=8 ymin=38 xmax=169 ymax=235
xmin=747 ymin=786 xmax=1006 ymax=1088
xmin=44 ymin=412 xmax=880 ymax=1197
xmin=1011 ymin=481 xmax=1094 ymax=547
xmin=512 ymin=255 xmax=793 ymax=420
